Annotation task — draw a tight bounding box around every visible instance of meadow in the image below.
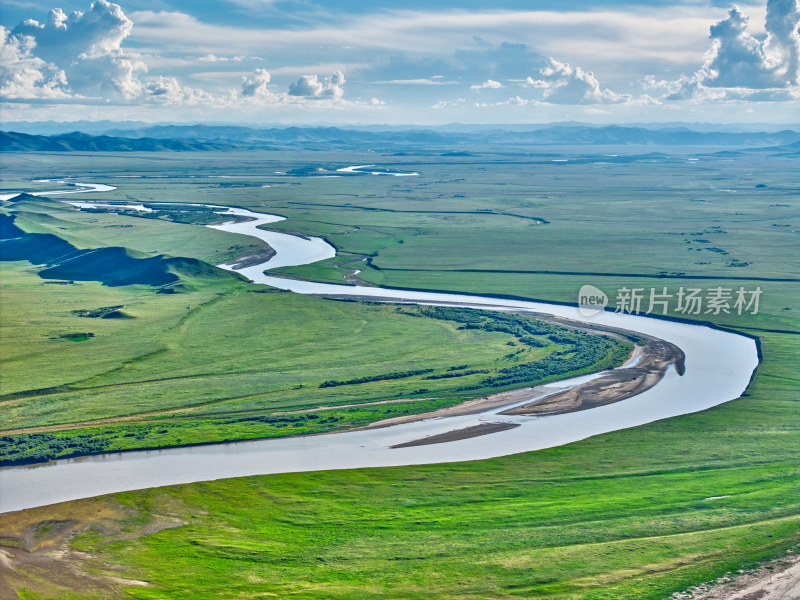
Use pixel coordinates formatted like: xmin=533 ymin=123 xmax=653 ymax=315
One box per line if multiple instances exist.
xmin=0 ymin=182 xmax=627 ymax=464
xmin=0 ymin=146 xmax=797 ymax=599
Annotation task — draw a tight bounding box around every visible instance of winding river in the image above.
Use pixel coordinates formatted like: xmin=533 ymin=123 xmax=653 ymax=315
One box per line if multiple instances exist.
xmin=0 ymin=180 xmax=759 ymax=514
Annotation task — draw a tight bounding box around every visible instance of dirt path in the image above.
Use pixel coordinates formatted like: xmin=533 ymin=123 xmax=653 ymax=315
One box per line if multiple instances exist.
xmin=673 ymin=552 xmax=800 ymax=600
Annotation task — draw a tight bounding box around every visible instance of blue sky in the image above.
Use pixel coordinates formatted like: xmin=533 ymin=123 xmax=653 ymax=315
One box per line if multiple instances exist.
xmin=1 ymin=0 xmax=799 ymax=125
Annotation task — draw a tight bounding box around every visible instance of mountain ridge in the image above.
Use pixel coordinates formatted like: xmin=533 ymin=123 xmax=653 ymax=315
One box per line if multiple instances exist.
xmin=3 ymin=125 xmax=800 ymax=153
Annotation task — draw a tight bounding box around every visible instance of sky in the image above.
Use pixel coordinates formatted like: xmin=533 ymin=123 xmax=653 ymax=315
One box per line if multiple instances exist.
xmin=1 ymin=0 xmax=799 ymax=125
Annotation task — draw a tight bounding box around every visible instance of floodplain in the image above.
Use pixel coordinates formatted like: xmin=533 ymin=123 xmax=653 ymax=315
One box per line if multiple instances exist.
xmin=0 ymin=144 xmax=798 ymax=599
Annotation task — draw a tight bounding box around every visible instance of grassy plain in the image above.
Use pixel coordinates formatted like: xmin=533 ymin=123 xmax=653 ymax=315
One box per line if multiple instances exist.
xmin=0 ymin=148 xmax=798 ymax=599
xmin=1 ymin=257 xmax=615 ymax=462
xmin=0 ymin=185 xmax=626 ymax=464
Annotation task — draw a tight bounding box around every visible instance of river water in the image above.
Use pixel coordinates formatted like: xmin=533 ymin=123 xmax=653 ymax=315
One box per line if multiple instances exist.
xmin=0 ymin=182 xmax=759 ymax=514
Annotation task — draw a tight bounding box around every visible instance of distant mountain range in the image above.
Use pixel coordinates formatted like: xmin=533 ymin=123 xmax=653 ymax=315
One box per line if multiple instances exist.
xmin=5 ymin=120 xmax=800 ymax=135
xmin=705 ymin=139 xmax=800 ymax=158
xmin=2 ymin=125 xmax=800 ymax=153
xmin=103 ymin=124 xmax=800 ymax=147
xmin=0 ymin=131 xmax=232 ymax=152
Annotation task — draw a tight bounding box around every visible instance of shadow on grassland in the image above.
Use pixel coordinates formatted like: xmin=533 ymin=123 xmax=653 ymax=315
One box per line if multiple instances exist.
xmin=0 ymin=213 xmax=238 ymax=287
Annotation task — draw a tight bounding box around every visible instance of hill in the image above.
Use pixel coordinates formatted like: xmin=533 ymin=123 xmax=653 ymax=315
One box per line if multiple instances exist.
xmin=0 ymin=213 xmax=240 ymax=287
xmin=0 ymin=131 xmax=233 ymax=152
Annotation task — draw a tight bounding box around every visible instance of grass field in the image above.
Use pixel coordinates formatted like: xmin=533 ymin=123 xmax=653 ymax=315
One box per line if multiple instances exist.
xmin=0 ymin=194 xmax=628 ymax=465
xmin=0 ymin=148 xmax=797 ymax=599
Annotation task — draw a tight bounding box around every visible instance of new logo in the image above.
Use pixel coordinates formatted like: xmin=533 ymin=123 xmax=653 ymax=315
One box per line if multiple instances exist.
xmin=578 ymin=284 xmax=608 ymax=317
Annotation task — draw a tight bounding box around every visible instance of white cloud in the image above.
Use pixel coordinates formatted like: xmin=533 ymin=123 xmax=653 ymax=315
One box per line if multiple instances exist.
xmin=10 ymin=0 xmax=146 ymax=100
xmin=528 ymin=58 xmax=628 ymax=104
xmin=240 ymin=67 xmax=272 ymax=99
xmin=3 ymin=1 xmax=796 ymax=121
xmin=240 ymin=68 xmax=382 ymax=109
xmin=288 ymin=70 xmax=345 ymax=99
xmin=654 ymin=0 xmax=800 ymax=101
xmin=144 ymin=75 xmax=222 ymax=105
xmin=431 ymin=97 xmax=465 ymax=109
xmin=766 ymin=0 xmax=800 ymax=85
xmin=0 ymin=25 xmax=70 ymax=99
xmin=2 ymin=2 xmax=272 ymax=108
xmin=471 ymin=79 xmax=503 ymax=89
xmin=2 ymin=2 xmax=348 ymax=111
xmin=705 ymin=5 xmax=781 ymax=88
xmin=523 ymin=77 xmax=549 ymax=88
xmin=474 ymin=95 xmax=538 ymax=108
xmin=128 ymin=7 xmax=720 ymax=83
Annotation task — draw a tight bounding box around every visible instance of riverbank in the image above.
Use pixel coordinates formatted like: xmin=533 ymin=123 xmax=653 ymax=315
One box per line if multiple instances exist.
xmin=674 ymin=551 xmax=800 ymax=600
xmin=503 ymin=335 xmax=683 ymax=417
xmin=352 ymin=314 xmax=683 ymax=432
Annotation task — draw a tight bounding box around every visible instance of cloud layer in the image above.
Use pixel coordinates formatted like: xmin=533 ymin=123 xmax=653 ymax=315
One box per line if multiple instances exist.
xmin=8 ymin=0 xmax=144 ymax=100
xmin=653 ymin=0 xmax=800 ymax=101
xmin=0 ymin=26 xmax=70 ymax=99
xmin=528 ymin=59 xmax=627 ymax=104
xmin=1 ymin=0 xmax=798 ymax=122
xmin=0 ymin=0 xmax=360 ymax=110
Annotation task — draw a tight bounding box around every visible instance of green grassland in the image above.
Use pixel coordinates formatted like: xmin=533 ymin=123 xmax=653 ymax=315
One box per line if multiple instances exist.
xmin=0 ymin=194 xmax=628 ymax=465
xmin=6 ymin=194 xmax=265 ymax=266
xmin=0 ymin=148 xmax=798 ymax=599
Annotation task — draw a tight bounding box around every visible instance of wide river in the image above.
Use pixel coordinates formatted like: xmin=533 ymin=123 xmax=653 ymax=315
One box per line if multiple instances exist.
xmin=0 ymin=181 xmax=759 ymax=514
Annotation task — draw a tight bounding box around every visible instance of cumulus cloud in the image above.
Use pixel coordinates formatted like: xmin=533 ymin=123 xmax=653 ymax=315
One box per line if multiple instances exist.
xmin=471 ymin=79 xmax=502 ymax=89
xmin=239 ymin=67 xmax=380 ymax=108
xmin=144 ymin=76 xmax=221 ymax=105
xmin=0 ymin=25 xmax=70 ymax=99
xmin=704 ymin=6 xmax=779 ymax=88
xmin=240 ymin=68 xmax=272 ymax=98
xmin=653 ymin=0 xmax=800 ymax=101
xmin=527 ymin=58 xmax=628 ymax=104
xmin=766 ymin=0 xmax=800 ymax=85
xmin=1 ymin=2 xmax=277 ymax=109
xmin=288 ymin=75 xmax=324 ymax=96
xmin=288 ymin=70 xmax=346 ymax=99
xmin=9 ymin=0 xmax=146 ymax=100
